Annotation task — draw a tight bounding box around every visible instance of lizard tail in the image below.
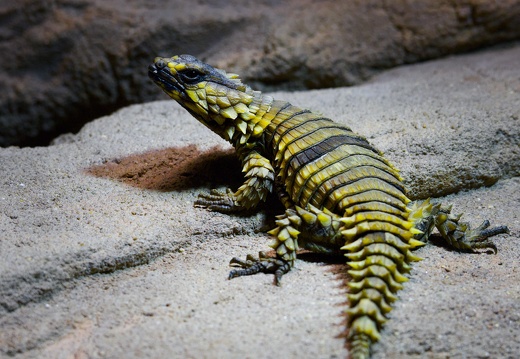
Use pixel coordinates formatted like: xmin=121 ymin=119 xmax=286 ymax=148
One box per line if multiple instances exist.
xmin=349 ymin=332 xmax=371 ymax=359
xmin=342 ymin=230 xmax=425 ymax=358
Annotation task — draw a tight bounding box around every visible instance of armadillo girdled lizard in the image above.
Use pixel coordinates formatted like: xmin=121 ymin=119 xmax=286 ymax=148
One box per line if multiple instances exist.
xmin=148 ymin=54 xmax=509 ymax=359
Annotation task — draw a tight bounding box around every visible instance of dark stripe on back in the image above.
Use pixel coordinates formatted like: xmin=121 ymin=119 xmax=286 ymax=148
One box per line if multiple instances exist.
xmin=281 ymin=133 xmax=379 ymax=184
xmin=277 ymin=125 xmax=350 ymax=174
xmin=289 ymin=134 xmax=376 ymax=169
xmin=269 ymin=116 xmax=334 ymax=154
xmin=287 ymin=145 xmax=392 ymax=200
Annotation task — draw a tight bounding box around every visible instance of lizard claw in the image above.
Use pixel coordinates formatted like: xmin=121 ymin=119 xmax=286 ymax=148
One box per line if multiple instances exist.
xmin=195 ymin=188 xmax=239 ymax=213
xmin=461 ymin=221 xmax=509 ymax=254
xmin=228 ymin=251 xmax=291 ymax=286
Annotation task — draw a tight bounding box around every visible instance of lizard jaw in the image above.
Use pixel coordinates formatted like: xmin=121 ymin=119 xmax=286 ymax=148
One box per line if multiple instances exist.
xmin=148 ymin=61 xmax=185 ymax=100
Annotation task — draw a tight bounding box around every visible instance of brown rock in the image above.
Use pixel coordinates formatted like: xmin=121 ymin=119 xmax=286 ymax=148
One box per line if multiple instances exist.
xmin=1 ymin=0 xmax=519 ymax=146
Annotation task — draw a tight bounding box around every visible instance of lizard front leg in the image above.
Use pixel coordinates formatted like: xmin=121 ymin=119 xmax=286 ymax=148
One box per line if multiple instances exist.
xmin=195 ymin=150 xmax=275 ymax=213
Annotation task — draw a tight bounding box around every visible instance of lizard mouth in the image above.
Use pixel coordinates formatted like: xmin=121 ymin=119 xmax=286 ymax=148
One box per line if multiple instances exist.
xmin=148 ymin=61 xmax=184 ymax=95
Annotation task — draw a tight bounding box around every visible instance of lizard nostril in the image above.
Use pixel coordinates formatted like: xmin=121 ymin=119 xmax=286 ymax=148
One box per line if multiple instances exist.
xmin=148 ymin=63 xmax=157 ymax=73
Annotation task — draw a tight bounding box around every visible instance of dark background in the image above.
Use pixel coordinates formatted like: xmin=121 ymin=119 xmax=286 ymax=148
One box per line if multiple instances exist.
xmin=1 ymin=0 xmax=519 ymax=147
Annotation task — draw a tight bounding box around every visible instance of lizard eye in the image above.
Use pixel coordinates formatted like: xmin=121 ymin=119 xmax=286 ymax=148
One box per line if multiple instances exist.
xmin=179 ymin=69 xmax=204 ymax=84
xmin=155 ymin=59 xmax=166 ymax=69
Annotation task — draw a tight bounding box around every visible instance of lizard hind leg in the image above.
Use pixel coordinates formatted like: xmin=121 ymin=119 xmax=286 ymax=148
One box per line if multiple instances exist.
xmin=434 ymin=203 xmax=509 ymax=254
xmin=228 ymin=204 xmax=345 ymax=285
xmin=408 ymin=198 xmax=509 ymax=253
xmin=228 ymin=208 xmax=302 ymax=285
xmin=407 ymin=198 xmax=440 ymax=242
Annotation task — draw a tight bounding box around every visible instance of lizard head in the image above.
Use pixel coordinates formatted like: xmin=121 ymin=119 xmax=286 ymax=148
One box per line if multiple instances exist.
xmin=148 ymin=54 xmax=255 ymax=136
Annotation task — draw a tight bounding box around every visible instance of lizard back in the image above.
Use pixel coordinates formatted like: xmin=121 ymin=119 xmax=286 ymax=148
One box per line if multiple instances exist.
xmin=263 ymin=101 xmax=409 ymax=217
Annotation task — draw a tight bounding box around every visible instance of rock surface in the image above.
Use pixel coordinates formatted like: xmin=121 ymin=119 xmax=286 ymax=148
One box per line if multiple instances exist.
xmin=0 ymin=44 xmax=519 ymax=358
xmin=1 ymin=0 xmax=520 ymax=146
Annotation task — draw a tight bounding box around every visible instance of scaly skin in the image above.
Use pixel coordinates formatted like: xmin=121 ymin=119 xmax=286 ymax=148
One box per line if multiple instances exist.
xmin=148 ymin=54 xmax=509 ymax=359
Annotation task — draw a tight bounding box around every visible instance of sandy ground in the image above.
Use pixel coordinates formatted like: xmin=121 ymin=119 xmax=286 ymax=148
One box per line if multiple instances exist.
xmin=1 ymin=44 xmax=519 ymax=359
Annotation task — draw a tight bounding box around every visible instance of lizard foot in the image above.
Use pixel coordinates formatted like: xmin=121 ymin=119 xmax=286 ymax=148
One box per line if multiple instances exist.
xmin=462 ymin=220 xmax=509 ymax=254
xmin=228 ymin=251 xmax=291 ymax=286
xmin=195 ymin=188 xmax=240 ymax=213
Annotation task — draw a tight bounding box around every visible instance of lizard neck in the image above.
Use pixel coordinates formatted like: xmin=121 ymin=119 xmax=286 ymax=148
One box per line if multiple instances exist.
xmin=215 ymin=89 xmax=276 ymax=149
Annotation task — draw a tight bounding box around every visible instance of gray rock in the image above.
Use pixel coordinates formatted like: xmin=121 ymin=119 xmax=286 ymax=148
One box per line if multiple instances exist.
xmin=1 ymin=0 xmax=520 ymax=146
xmin=0 ymin=43 xmax=518 ymax=358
